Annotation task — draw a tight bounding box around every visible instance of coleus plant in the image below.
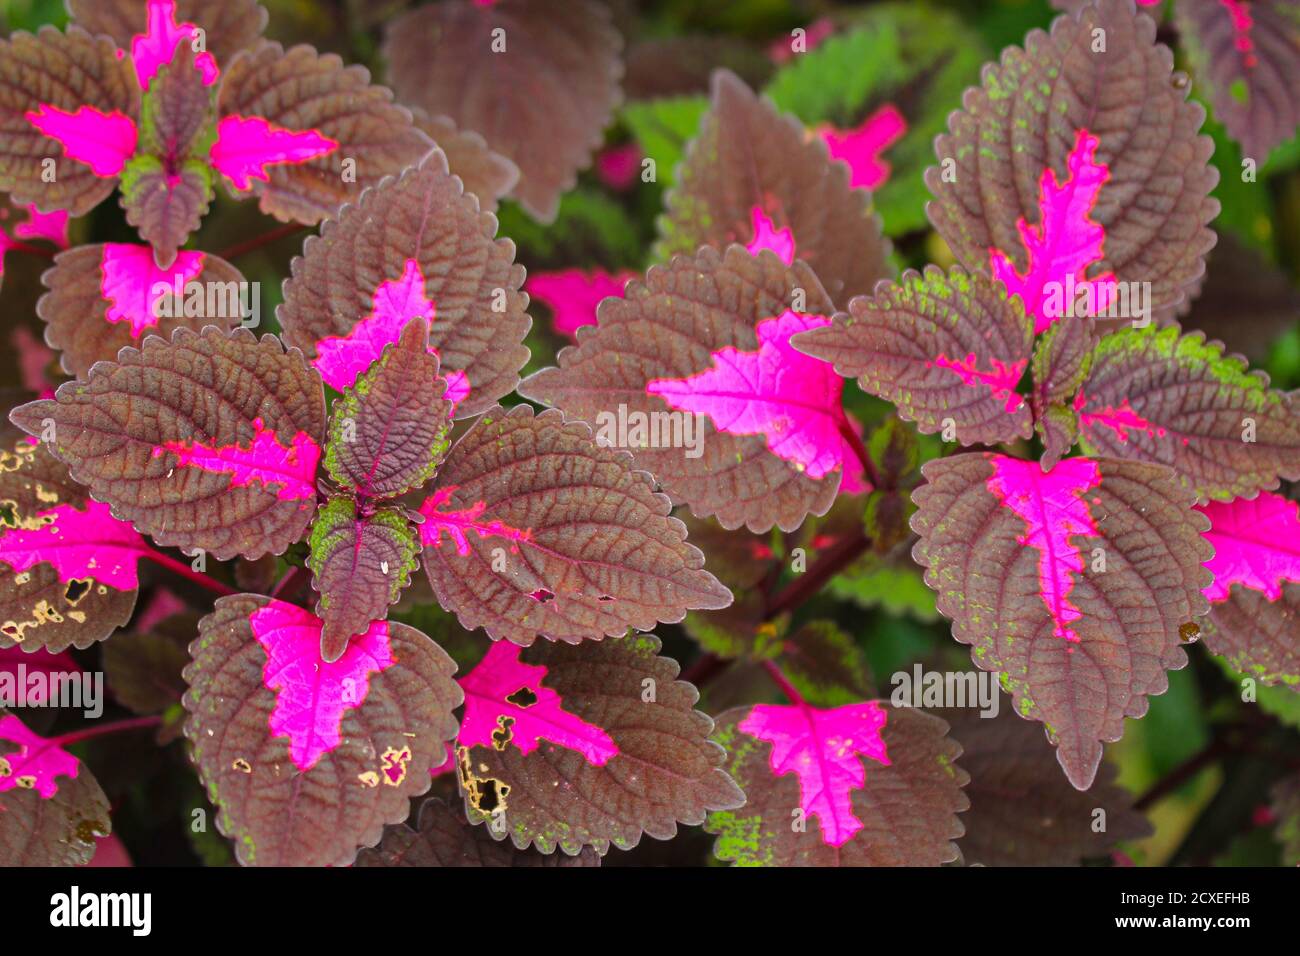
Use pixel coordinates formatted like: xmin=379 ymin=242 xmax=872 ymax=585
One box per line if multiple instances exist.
xmin=2 ymin=0 xmax=1299 ymax=870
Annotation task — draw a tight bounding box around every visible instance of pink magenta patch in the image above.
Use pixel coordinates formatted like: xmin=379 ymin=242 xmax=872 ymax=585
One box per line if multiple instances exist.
xmin=647 ymin=310 xmax=866 ymax=485
xmin=818 ymin=104 xmax=907 ymax=191
xmin=525 ymin=268 xmax=635 ymax=339
xmin=1197 ymin=492 xmax=1300 ymax=603
xmin=927 ymin=352 xmax=1027 ymax=413
xmin=458 ymin=640 xmax=618 ymax=765
xmin=417 ymin=486 xmax=532 ymax=556
xmin=988 ymin=129 xmax=1115 ymax=334
xmin=739 ymin=700 xmax=890 ymax=847
xmin=152 ymin=416 xmax=321 ymax=501
xmin=250 ymin=600 xmax=395 ymax=772
xmin=100 ymin=243 xmax=206 ymax=338
xmin=985 ymin=455 xmax=1103 ymax=643
xmin=0 ymin=499 xmax=147 ymax=591
xmin=745 ymin=206 xmax=796 ymax=264
xmin=595 ymin=143 xmax=642 ymax=191
xmin=25 ymin=105 xmax=138 ymax=178
xmin=0 ymin=713 xmax=80 ymax=798
xmin=14 ymin=205 xmax=70 ymax=247
xmin=209 ymin=115 xmax=338 ymax=191
xmin=769 ymin=17 xmax=834 ymax=64
xmin=0 ymin=647 xmax=81 ymax=707
xmin=1220 ymin=0 xmax=1258 ymax=68
xmin=10 ymin=326 xmax=56 ymax=396
xmin=1073 ymin=391 xmax=1178 ymax=445
xmin=130 ymin=0 xmax=219 ymax=90
xmin=312 ymin=259 xmax=467 ymax=408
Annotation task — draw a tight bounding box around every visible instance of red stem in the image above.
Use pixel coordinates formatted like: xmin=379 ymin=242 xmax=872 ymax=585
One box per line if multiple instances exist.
xmin=763 ymin=529 xmax=871 ymax=619
xmin=7 ymin=240 xmax=55 ymax=259
xmin=761 ymin=659 xmax=806 ymax=706
xmin=216 ymin=222 xmax=309 ymax=260
xmin=838 ymin=414 xmax=880 ymax=489
xmin=144 ymin=549 xmax=236 ymax=596
xmin=271 ymin=564 xmax=310 ymax=599
xmin=52 ymin=715 xmax=162 ymax=748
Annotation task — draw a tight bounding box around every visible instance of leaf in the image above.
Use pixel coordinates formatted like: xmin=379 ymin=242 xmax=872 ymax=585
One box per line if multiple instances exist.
xmin=419 ymin=404 xmax=731 ymax=646
xmin=67 ymin=0 xmax=269 ymax=71
xmin=763 ymin=3 xmax=989 ymax=236
xmin=307 ymin=498 xmax=420 ymax=663
xmin=526 ymin=268 xmax=635 ymax=340
xmin=120 ymin=158 xmax=213 ymax=269
xmin=828 ymin=558 xmax=938 ymax=623
xmin=102 ymin=612 xmax=194 ymax=740
xmin=184 ymin=594 xmax=462 ymax=866
xmin=1175 ymin=0 xmax=1300 ymax=161
xmin=10 ymin=326 xmax=326 ymax=562
xmin=520 ymin=245 xmax=846 ymax=532
xmin=658 ymin=70 xmax=892 ymax=306
xmin=1196 ymin=492 xmax=1300 ymax=689
xmin=925 ymin=0 xmax=1219 ymax=326
xmin=911 ymin=452 xmax=1212 ymax=789
xmin=938 ymin=707 xmax=1150 ymax=866
xmin=619 ymin=95 xmax=708 ymax=190
xmin=706 ymin=704 xmax=967 ymax=865
xmin=322 ymin=318 xmax=453 ymax=499
xmin=796 ymin=266 xmax=1034 ymax=446
xmin=454 ymin=633 xmax=743 ymax=855
xmin=1076 ymin=325 xmax=1300 ymax=500
xmin=0 ymin=25 xmax=141 ymax=215
xmin=38 ymin=242 xmax=245 ymax=379
xmin=407 ymin=107 xmax=519 ymax=214
xmin=356 ymin=798 xmax=600 ymax=867
xmin=460 ymin=640 xmax=617 ymax=764
xmin=278 ymin=150 xmax=530 ymax=420
xmin=215 ymin=40 xmax=433 ymax=223
xmin=624 ymin=35 xmax=771 ymax=100
xmin=0 ymin=712 xmax=111 ymax=865
xmin=382 ymin=0 xmax=623 ymax=223
xmin=0 ymin=421 xmax=138 ymax=652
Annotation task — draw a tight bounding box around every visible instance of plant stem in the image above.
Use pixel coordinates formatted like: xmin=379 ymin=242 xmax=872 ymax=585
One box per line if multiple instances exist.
xmin=271 ymin=564 xmax=310 ymax=600
xmin=1134 ymin=737 xmax=1232 ymax=811
xmin=144 ymin=549 xmax=237 ymax=596
xmin=763 ymin=529 xmax=870 ymax=619
xmin=217 ymin=222 xmax=309 ymax=260
xmin=680 ymin=652 xmax=725 ymax=687
xmin=7 ymin=240 xmax=55 ymax=259
xmin=761 ymin=659 xmax=805 ymax=706
xmin=52 ymin=715 xmax=163 ymax=748
xmin=838 ymin=416 xmax=880 ymax=489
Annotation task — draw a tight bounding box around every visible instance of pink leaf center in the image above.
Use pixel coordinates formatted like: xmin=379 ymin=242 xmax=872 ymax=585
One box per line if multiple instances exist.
xmin=24 ymin=105 xmax=138 ymax=178
xmin=416 ymin=486 xmax=532 ymax=556
xmin=100 ymin=242 xmax=206 ymax=338
xmin=1197 ymin=492 xmax=1300 ymax=602
xmin=646 ymin=310 xmax=865 ymax=485
xmin=525 ymin=268 xmax=635 ymax=339
xmin=985 ymin=454 xmax=1103 ymax=643
xmin=250 ymin=600 xmax=395 ymax=772
xmin=0 ymin=714 xmax=80 ymax=798
xmin=739 ymin=700 xmax=890 ymax=847
xmin=312 ymin=259 xmax=467 ymax=410
xmin=926 ymin=352 xmax=1027 ymax=413
xmin=745 ymin=206 xmax=796 ymax=264
xmin=458 ymin=640 xmax=618 ymax=765
xmin=209 ymin=115 xmax=338 ymax=192
xmin=130 ymin=0 xmax=220 ymax=90
xmin=988 ymin=128 xmax=1114 ymax=334
xmin=0 ymin=499 xmax=147 ymax=591
xmin=818 ymin=103 xmax=907 ymax=191
xmin=152 ymin=416 xmax=321 ymax=501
